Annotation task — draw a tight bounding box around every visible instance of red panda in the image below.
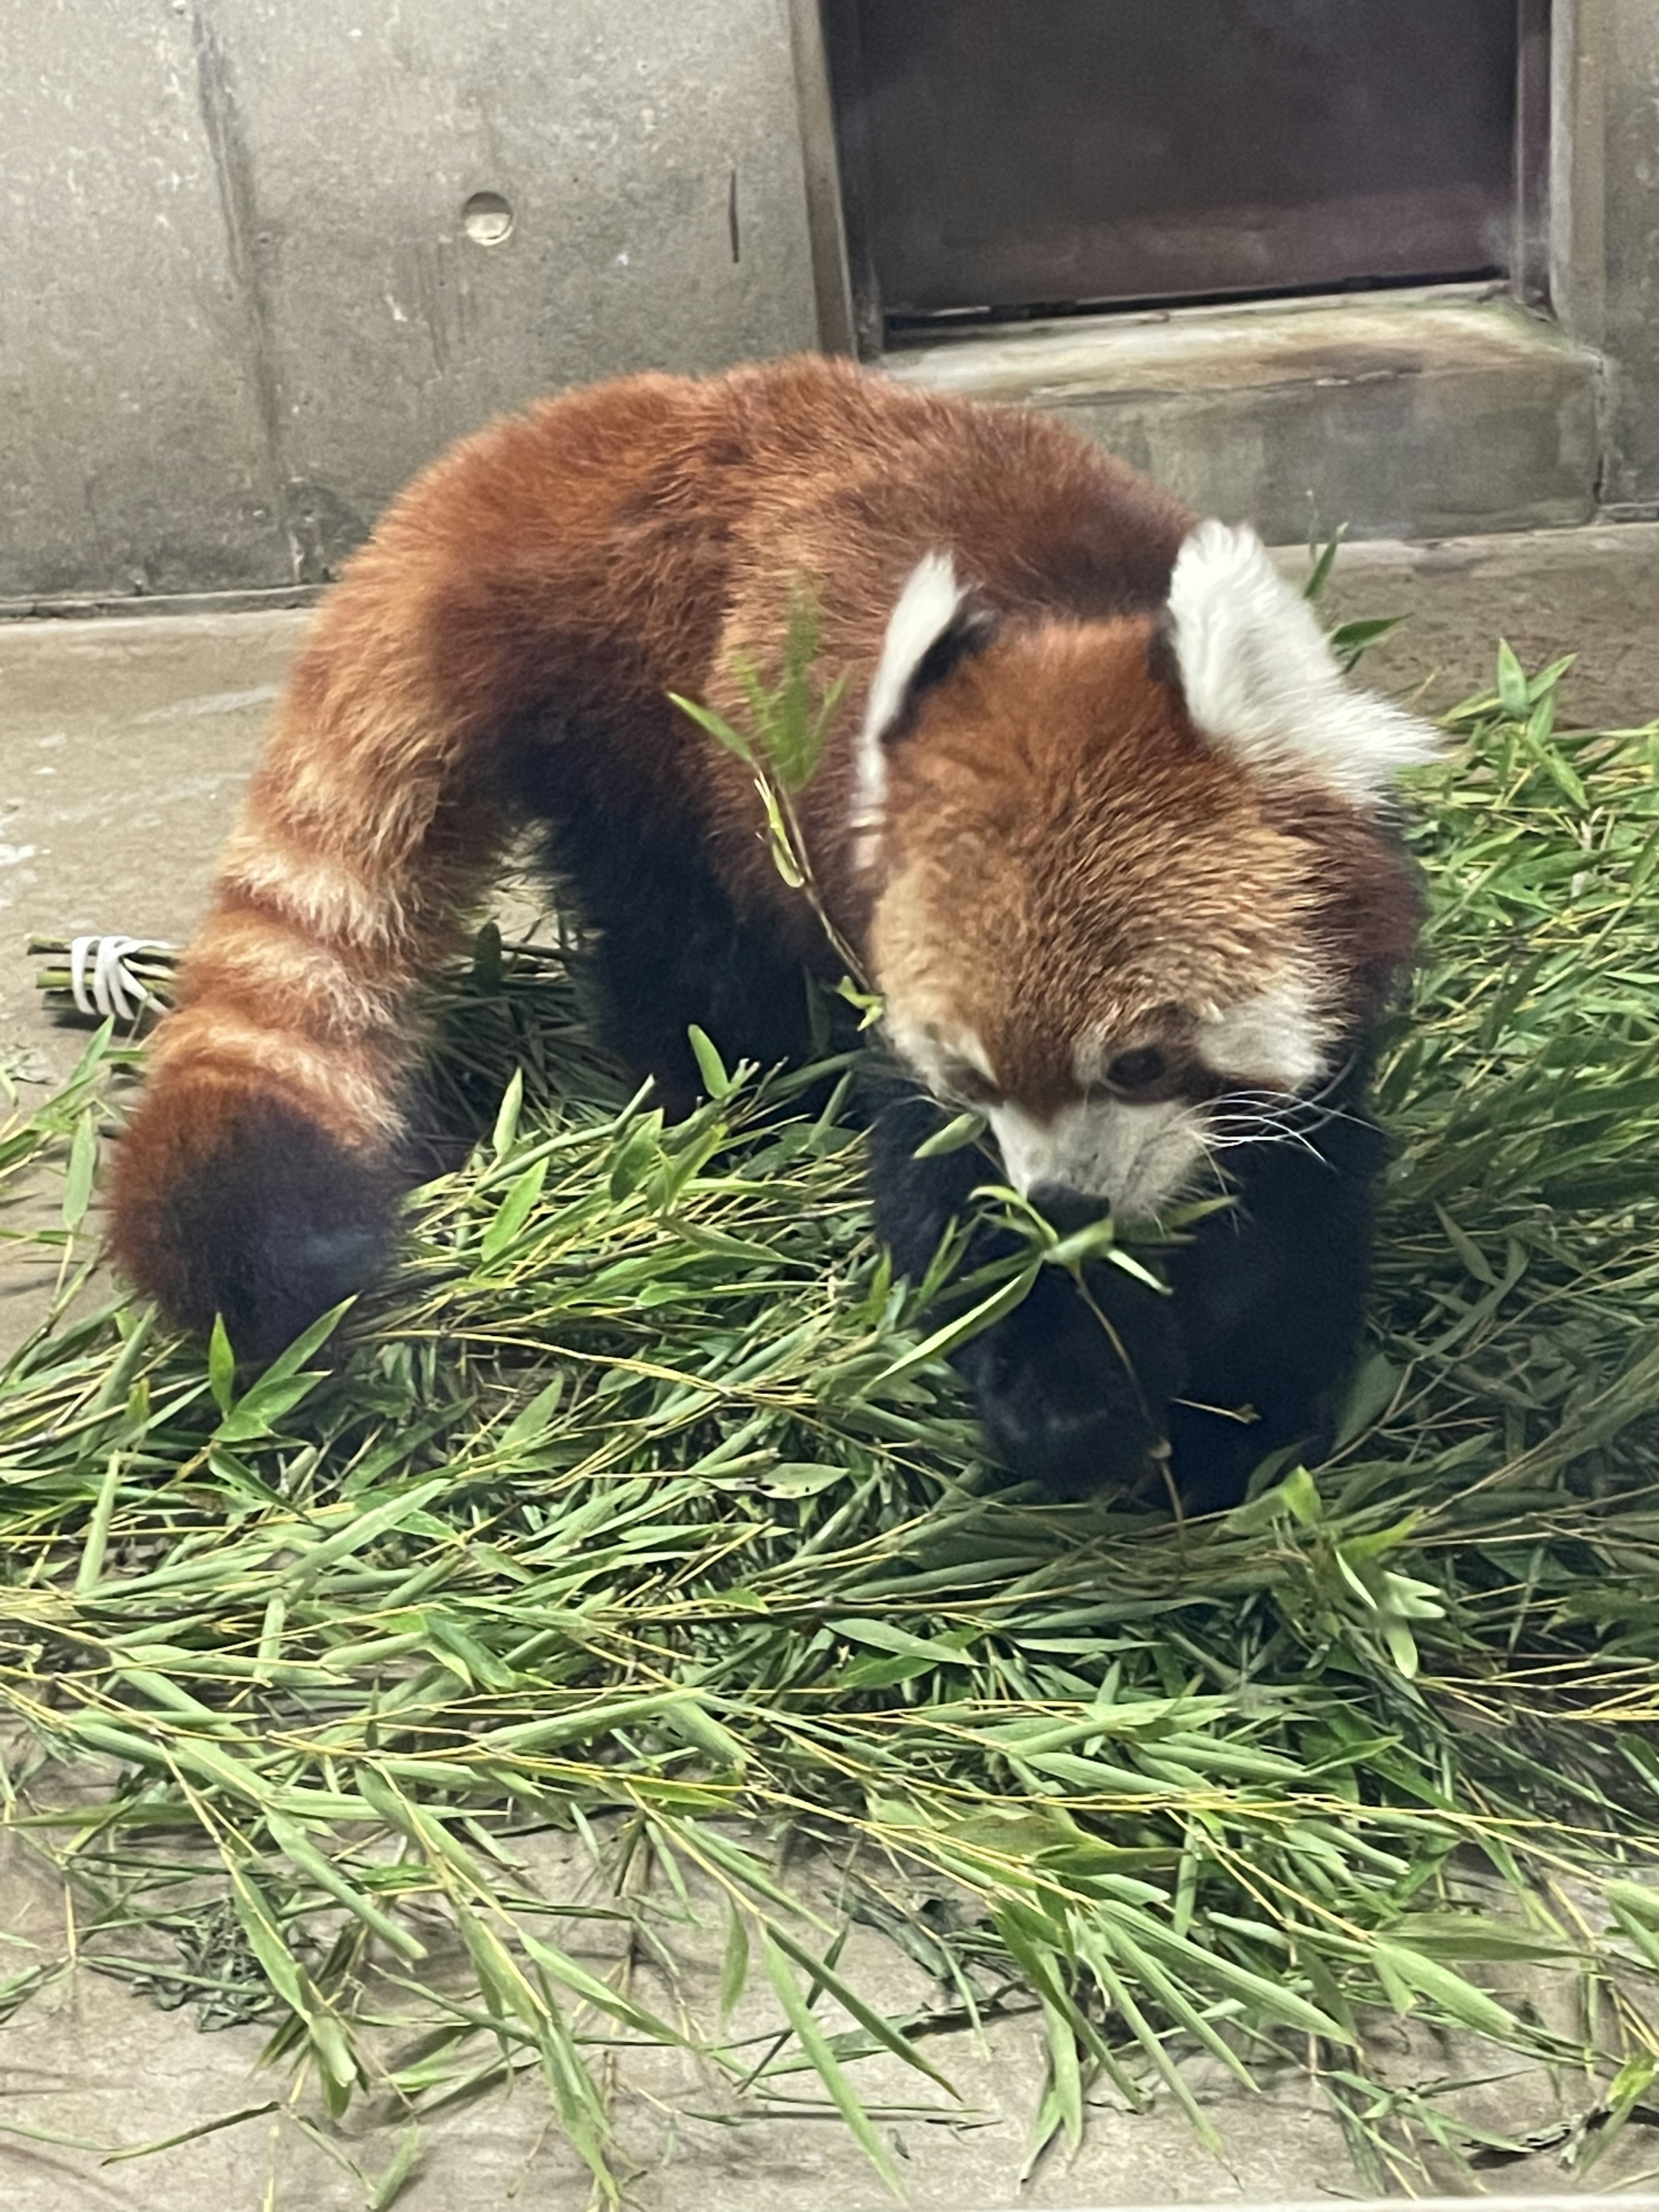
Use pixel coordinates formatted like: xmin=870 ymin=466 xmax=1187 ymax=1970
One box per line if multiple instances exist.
xmin=109 ymin=354 xmax=1433 ymax=1507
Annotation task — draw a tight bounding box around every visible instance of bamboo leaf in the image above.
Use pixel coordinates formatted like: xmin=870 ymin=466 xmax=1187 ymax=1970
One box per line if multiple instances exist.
xmin=265 ymin=1811 xmax=427 ymax=1962
xmin=490 ymin=1066 xmax=524 ymax=1158
xmin=669 ymin=690 xmax=754 ymax=764
xmin=767 ymin=1920 xmax=959 ymax=2095
xmin=368 ymin=2127 xmax=423 ymax=2210
xmin=1497 ymin=639 xmax=1530 ymax=720
xmin=911 ymin=1110 xmax=986 ymax=1160
xmin=207 ymin=1313 xmax=236 ymax=1416
xmin=1370 ymin=1940 xmax=1524 ymax=2041
xmin=760 ymin=1930 xmax=903 ymax=2196
xmin=1303 ymin=522 xmax=1347 ymax=604
xmin=719 ymin=1901 xmax=750 ymax=2025
xmin=872 ymin=1259 xmax=1041 ymax=1387
xmin=99 ymin=2101 xmax=283 ymax=2164
xmin=62 ymin=1110 xmax=96 ymax=1229
xmin=519 ymin=1929 xmax=686 ymax=2046
xmin=687 ymin=1025 xmax=732 ymax=1099
xmin=226 ymin=1862 xmax=358 ymax=2088
xmin=480 ymin=1157 xmax=549 ymax=1262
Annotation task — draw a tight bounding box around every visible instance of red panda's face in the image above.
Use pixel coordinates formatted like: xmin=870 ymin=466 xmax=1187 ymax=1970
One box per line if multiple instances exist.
xmin=855 ymin=528 xmax=1434 ymax=1223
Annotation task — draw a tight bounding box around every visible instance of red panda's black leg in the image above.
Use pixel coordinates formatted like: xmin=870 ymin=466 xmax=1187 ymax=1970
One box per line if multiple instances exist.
xmin=865 ymin=1087 xmax=1187 ymax=1499
xmin=531 ymin=806 xmax=819 ymax=1114
xmin=1163 ymin=1054 xmax=1386 ymax=1512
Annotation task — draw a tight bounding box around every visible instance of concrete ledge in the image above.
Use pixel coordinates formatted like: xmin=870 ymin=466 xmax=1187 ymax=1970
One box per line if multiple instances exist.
xmin=974 ymin=2203 xmax=1659 ymax=2212
xmin=0 ymin=583 xmax=325 ymax=623
xmin=885 ymin=289 xmax=1603 ymax=544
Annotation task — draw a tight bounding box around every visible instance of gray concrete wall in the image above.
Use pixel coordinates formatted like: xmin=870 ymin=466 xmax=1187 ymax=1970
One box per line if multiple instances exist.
xmin=0 ymin=0 xmax=817 ymax=602
xmin=6 ymin=3 xmax=1659 ymax=597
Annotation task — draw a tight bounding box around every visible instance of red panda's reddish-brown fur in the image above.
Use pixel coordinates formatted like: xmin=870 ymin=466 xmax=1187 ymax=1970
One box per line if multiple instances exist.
xmin=110 ymin=354 xmax=1427 ymax=1503
xmin=111 ymin=362 xmax=1182 ymax=1282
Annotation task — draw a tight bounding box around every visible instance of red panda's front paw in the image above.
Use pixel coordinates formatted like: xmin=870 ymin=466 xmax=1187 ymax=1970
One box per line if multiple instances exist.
xmin=976 ymin=1363 xmax=1167 ymax=1501
xmin=957 ymin=1273 xmax=1184 ymax=1502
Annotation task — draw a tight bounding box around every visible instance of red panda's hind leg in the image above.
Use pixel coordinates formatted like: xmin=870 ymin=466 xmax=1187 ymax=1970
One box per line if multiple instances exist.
xmin=529 ymin=803 xmax=821 ymax=1116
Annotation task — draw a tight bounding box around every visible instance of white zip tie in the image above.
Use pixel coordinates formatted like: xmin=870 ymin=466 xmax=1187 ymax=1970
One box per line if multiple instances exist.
xmin=67 ymin=934 xmax=166 ymax=1023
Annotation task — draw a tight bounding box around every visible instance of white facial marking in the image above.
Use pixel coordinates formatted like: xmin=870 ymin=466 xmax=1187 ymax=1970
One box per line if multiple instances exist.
xmin=1196 ymin=979 xmax=1328 ymax=1092
xmin=1070 ymin=1029 xmax=1119 ymax=1089
xmin=884 ymin=1008 xmax=998 ymax=1100
xmin=851 ymin=552 xmax=966 ymax=869
xmin=986 ymin=1095 xmax=1208 ymax=1224
xmin=1168 ymin=520 xmax=1441 ymax=801
xmin=952 ymin=1030 xmax=998 ymax=1086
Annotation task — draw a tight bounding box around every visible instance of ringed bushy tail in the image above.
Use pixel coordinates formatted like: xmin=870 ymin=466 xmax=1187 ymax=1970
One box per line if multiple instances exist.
xmin=109 ymin=548 xmax=515 ymax=1355
xmin=109 ymin=364 xmax=753 ymax=1355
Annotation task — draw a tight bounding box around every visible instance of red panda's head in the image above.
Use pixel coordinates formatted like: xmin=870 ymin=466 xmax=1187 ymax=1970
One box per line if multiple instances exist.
xmin=856 ymin=524 xmax=1437 ymax=1221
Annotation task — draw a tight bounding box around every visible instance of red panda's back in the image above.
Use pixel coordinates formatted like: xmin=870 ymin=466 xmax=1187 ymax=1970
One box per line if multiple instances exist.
xmin=334 ymin=354 xmax=1189 ymax=762
xmin=712 ymin=356 xmax=1193 ymax=648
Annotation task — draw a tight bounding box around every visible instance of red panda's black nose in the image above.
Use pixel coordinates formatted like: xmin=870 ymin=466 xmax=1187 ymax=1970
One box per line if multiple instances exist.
xmin=1028 ymin=1182 xmax=1110 ymax=1236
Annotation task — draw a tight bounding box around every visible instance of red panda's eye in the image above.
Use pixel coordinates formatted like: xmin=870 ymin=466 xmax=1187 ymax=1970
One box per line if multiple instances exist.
xmin=1104 ymin=1046 xmax=1168 ymax=1096
xmin=941 ymin=1062 xmax=1001 ymax=1109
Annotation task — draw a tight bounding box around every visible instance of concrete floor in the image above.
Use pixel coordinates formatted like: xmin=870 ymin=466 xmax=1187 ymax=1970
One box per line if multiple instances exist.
xmin=0 ymin=606 xmax=308 ymax=1092
xmin=3 ymin=523 xmax=1659 ymax=2209
xmin=1302 ymin=521 xmax=1659 ymax=730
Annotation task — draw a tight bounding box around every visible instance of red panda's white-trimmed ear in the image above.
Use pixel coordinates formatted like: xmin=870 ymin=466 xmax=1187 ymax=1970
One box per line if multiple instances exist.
xmin=1167 ymin=521 xmax=1442 ymax=801
xmin=852 ymin=551 xmax=991 ymax=865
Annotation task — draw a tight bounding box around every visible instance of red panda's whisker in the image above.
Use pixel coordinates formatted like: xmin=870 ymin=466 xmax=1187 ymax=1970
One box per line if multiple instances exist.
xmin=1205 ymin=1127 xmax=1325 ymax=1158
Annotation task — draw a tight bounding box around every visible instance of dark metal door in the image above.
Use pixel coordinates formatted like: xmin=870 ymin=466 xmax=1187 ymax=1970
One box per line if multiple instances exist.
xmin=830 ymin=0 xmax=1522 ymax=335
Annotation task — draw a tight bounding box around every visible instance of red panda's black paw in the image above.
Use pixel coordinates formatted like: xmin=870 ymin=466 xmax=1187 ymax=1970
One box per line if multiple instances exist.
xmin=1163 ymin=1397 xmax=1332 ymax=1518
xmin=976 ymin=1371 xmax=1166 ymax=1501
xmin=958 ymin=1273 xmax=1184 ymax=1502
xmin=112 ymin=1094 xmax=397 ymax=1365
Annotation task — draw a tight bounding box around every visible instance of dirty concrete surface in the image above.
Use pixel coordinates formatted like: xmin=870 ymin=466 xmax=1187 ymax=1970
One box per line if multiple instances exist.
xmin=1287 ymin=522 xmax=1659 ymax=733
xmin=0 ymin=607 xmax=310 ymax=1092
xmin=0 ymin=610 xmax=309 ymax=1365
xmin=3 ymin=525 xmax=1659 ymax=2209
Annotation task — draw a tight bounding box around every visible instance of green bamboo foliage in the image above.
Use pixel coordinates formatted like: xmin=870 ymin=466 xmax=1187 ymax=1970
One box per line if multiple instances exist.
xmin=4 ymin=646 xmax=1659 ymax=2193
